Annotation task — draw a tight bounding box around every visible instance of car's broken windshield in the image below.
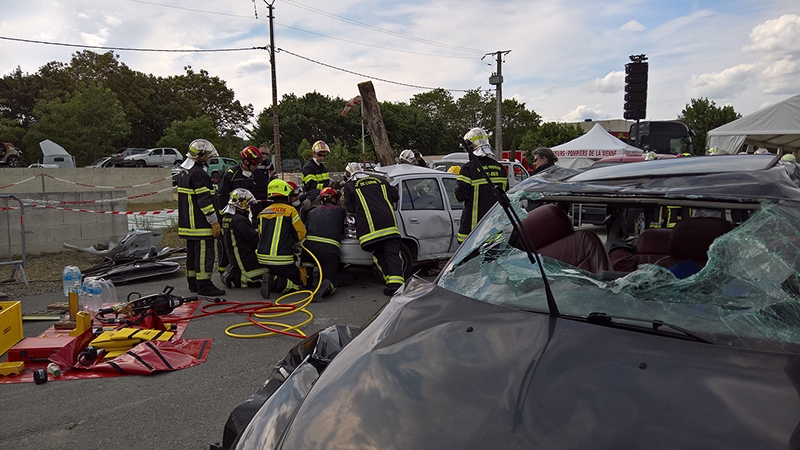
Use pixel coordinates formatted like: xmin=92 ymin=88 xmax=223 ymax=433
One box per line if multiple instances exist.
xmin=437 ymin=191 xmax=800 ymax=353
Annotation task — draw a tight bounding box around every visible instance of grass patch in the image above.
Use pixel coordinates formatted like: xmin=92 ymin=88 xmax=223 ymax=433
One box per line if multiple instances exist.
xmin=128 ymin=200 xmax=178 ymax=212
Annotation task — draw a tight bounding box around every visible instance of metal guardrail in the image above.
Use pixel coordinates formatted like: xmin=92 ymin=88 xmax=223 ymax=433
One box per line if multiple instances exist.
xmin=0 ymin=194 xmax=28 ymax=286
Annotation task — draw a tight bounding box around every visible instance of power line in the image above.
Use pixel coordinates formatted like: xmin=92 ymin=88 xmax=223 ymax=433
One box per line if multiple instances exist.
xmin=0 ymin=36 xmax=266 ymax=53
xmin=123 ymin=0 xmax=479 ymax=59
xmin=277 ymin=47 xmax=487 ymax=93
xmin=279 ymin=0 xmax=488 ymax=55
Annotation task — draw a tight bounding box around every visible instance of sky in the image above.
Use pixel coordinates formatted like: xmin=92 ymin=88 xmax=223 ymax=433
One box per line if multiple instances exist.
xmin=1 ymin=0 xmax=799 ymax=126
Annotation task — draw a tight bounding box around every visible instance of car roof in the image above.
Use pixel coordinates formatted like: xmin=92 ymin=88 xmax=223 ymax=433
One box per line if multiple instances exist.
xmin=373 ymin=163 xmax=456 ymax=178
xmin=515 ymin=154 xmax=800 ymax=204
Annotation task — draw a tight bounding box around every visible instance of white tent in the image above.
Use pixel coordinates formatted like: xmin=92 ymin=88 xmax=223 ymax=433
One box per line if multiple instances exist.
xmin=552 ymin=123 xmax=643 ymax=169
xmin=707 ymin=92 xmax=800 ymax=154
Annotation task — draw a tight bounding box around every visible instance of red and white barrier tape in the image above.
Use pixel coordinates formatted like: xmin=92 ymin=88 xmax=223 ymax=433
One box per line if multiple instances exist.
xmin=0 ymin=173 xmax=171 ymax=190
xmin=0 ymin=205 xmax=177 ymax=215
xmin=16 ymin=185 xmax=174 ymax=205
xmin=0 ymin=176 xmax=39 ymax=190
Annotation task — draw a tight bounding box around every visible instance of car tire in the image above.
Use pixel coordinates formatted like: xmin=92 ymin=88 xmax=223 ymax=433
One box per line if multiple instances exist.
xmin=6 ymin=155 xmax=19 ymax=168
xmin=371 ymin=242 xmax=414 ymax=282
xmin=211 ymin=171 xmax=220 ymax=184
xmin=136 ymin=160 xmax=146 ymax=168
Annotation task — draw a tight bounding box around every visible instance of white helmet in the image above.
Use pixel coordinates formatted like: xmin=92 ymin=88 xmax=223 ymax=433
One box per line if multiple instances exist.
xmin=708 ymin=147 xmax=727 ymax=156
xmin=644 ymin=151 xmax=658 ymax=161
xmin=345 ymin=162 xmax=364 ymax=179
xmin=464 ymin=127 xmax=493 ymax=157
xmin=228 ymin=188 xmax=256 ymax=209
xmin=187 ymin=139 xmax=218 ymax=162
xmin=399 ymin=149 xmax=416 ymax=164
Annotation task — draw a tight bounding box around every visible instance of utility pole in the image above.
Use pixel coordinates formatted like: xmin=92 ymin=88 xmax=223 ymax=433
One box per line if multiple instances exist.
xmin=266 ymin=1 xmax=281 ymax=173
xmin=488 ymin=50 xmax=510 ymax=160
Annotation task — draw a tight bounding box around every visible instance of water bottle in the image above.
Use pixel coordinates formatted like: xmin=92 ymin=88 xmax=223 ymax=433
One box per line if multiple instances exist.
xmin=89 ymin=279 xmax=103 ymax=313
xmin=62 ymin=265 xmax=81 ymax=297
xmin=97 ymin=278 xmax=116 ymax=309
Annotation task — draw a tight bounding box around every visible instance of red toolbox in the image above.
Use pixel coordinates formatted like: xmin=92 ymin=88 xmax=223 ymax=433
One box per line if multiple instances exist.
xmin=6 ymin=336 xmax=76 ymax=363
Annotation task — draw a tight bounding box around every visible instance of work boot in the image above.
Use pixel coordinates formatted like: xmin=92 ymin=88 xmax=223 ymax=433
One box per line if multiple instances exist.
xmin=260 ymin=271 xmax=273 ymax=299
xmin=383 ymin=284 xmax=401 ymax=296
xmin=221 ymin=267 xmax=240 ymax=289
xmin=312 ymin=279 xmax=334 ymax=303
xmin=197 ymin=281 xmax=226 ymax=297
xmin=187 ymin=277 xmax=197 ymax=293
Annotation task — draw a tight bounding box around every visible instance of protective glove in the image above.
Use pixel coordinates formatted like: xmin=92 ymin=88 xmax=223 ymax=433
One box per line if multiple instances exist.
xmin=211 ymin=222 xmax=221 ymax=237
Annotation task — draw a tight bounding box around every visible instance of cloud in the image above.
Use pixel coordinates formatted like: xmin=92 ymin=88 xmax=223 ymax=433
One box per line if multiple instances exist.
xmin=621 ymin=20 xmax=645 ymax=32
xmin=759 ymin=57 xmax=800 ymax=94
xmin=582 ymin=71 xmax=624 ymax=94
xmin=562 ymin=104 xmax=612 ymax=122
xmin=80 ymin=29 xmax=109 ymax=47
xmin=236 ymin=58 xmax=271 ymax=74
xmin=686 ymin=63 xmax=757 ymax=99
xmin=744 ymin=14 xmax=800 ymax=60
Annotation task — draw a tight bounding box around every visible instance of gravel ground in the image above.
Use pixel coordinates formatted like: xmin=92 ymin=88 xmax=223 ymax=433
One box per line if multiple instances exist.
xmin=0 ymin=228 xmax=182 ymax=300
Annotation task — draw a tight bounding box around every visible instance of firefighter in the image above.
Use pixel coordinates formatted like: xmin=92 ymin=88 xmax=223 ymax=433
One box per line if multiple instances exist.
xmin=343 ymin=162 xmax=404 ymax=296
xmin=177 ymin=138 xmax=226 ymax=296
xmin=455 ymin=127 xmax=508 ymax=243
xmin=398 ymin=149 xmax=426 ymax=166
xmin=302 ymin=140 xmax=331 ymax=202
xmin=302 ymin=187 xmax=346 ymax=301
xmin=215 ymin=145 xmax=262 ymax=276
xmin=256 ymin=179 xmax=308 ymax=299
xmin=220 ymin=188 xmax=266 ymax=288
xmin=251 ymin=143 xmax=274 ymax=220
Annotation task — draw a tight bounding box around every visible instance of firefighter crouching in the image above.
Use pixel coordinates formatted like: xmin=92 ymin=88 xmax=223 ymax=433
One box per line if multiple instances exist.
xmin=301 ymin=187 xmax=346 ymax=301
xmin=177 ymin=138 xmax=226 ymax=297
xmin=256 ymin=179 xmax=308 ymax=299
xmin=221 ymin=188 xmax=267 ymax=288
xmin=343 ymin=162 xmax=405 ymax=296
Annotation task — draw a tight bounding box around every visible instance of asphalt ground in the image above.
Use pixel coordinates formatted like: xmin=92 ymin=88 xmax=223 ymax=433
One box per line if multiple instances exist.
xmin=0 ymin=265 xmax=415 ymax=450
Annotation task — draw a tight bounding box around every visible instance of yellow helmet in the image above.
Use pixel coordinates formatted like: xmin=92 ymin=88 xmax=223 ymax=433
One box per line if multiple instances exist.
xmin=447 ymin=165 xmax=461 ymax=175
xmin=268 ymin=179 xmax=292 ymax=198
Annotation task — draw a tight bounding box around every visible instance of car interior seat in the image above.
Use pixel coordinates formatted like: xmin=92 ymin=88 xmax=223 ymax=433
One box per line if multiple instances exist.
xmin=515 ymin=204 xmax=611 ymax=275
xmin=655 ymin=217 xmax=734 ymax=271
xmin=610 ymin=228 xmax=673 ymax=272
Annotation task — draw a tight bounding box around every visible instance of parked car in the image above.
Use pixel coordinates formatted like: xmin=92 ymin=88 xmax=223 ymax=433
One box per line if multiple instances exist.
xmin=85 ymin=156 xmax=112 ymax=168
xmin=206 ymin=156 xmax=238 ymax=184
xmin=280 ymin=158 xmax=302 ymax=173
xmin=0 ymin=140 xmax=22 ymax=167
xmin=108 ymin=147 xmax=147 ymax=167
xmin=429 ymin=152 xmax=530 ymax=187
xmin=122 ymin=147 xmax=182 ymax=167
xmin=27 ymin=163 xmax=59 ymax=169
xmin=218 ymin=154 xmax=800 ymax=450
xmin=340 ymin=164 xmax=462 ymax=279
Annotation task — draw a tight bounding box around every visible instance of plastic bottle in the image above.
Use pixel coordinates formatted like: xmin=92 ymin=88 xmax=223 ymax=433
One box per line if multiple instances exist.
xmin=62 ymin=265 xmax=81 ymax=297
xmin=99 ymin=278 xmax=117 ymax=309
xmin=46 ymin=362 xmax=61 ymax=377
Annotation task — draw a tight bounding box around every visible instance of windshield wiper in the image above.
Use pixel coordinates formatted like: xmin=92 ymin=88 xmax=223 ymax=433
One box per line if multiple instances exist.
xmin=582 ymin=312 xmax=713 ymax=344
xmin=458 ymin=137 xmax=559 ymax=317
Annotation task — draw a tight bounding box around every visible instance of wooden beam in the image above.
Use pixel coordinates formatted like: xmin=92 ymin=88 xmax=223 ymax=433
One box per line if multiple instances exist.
xmin=357 ymin=81 xmax=395 ymax=167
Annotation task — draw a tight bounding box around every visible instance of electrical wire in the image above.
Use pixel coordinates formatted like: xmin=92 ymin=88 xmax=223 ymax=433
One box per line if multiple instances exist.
xmin=0 ymin=36 xmax=265 ymax=53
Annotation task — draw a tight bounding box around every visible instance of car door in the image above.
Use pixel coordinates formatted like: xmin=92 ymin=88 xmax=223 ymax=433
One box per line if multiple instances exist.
xmin=397 ymin=176 xmax=454 ymax=260
xmin=149 ymin=148 xmax=163 ymax=166
xmin=441 ymin=177 xmax=463 ymax=252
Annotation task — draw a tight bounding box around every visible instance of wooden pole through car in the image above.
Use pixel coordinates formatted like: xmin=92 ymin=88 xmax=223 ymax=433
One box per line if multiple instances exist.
xmin=357 ymin=81 xmax=395 ymax=167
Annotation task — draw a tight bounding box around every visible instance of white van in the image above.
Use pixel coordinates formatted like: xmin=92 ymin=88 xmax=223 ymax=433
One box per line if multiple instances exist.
xmin=39 ymin=139 xmax=76 ymax=168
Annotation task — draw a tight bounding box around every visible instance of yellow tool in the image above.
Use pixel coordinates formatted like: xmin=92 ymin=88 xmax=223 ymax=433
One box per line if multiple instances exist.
xmin=0 ymin=361 xmax=25 ymax=376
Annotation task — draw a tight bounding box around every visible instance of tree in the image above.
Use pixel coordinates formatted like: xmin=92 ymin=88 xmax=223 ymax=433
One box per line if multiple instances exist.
xmin=519 ymin=122 xmax=584 ymax=161
xmin=0 ymin=67 xmax=43 ymax=130
xmin=678 ymin=98 xmax=741 ymax=153
xmin=157 ymin=116 xmax=220 ymax=156
xmin=23 ymin=84 xmax=130 ymax=165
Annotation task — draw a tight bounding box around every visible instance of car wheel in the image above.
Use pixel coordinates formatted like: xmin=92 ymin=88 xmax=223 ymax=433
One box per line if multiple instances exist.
xmin=371 ymin=242 xmax=415 ymax=281
xmin=136 ymin=160 xmax=146 ymax=168
xmin=6 ymin=155 xmax=19 ymax=168
xmin=211 ymin=171 xmax=220 ymax=184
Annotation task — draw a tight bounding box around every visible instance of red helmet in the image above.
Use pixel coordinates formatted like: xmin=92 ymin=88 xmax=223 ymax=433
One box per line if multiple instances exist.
xmin=286 ymin=181 xmax=302 ymax=196
xmin=319 ymin=187 xmax=339 ymax=201
xmin=240 ymin=145 xmax=262 ymax=164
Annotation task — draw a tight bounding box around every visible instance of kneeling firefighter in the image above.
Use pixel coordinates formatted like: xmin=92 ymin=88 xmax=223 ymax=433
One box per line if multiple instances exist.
xmin=221 ymin=188 xmax=267 ymax=288
xmin=256 ymin=179 xmax=308 ymax=299
xmin=302 ymin=187 xmax=346 ymax=300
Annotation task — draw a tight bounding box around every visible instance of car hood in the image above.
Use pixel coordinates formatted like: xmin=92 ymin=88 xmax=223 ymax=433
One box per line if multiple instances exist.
xmin=234 ymin=277 xmax=800 ymax=450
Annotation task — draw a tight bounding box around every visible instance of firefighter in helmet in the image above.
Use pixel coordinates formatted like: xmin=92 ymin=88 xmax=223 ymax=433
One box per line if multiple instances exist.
xmin=177 ymin=138 xmax=226 ymax=296
xmin=256 ymin=179 xmax=308 ymax=299
xmin=455 ymin=127 xmax=508 ymax=243
xmin=343 ymin=162 xmax=404 ymax=296
xmin=220 ymin=188 xmax=266 ymax=288
xmin=302 ymin=186 xmax=346 ymax=301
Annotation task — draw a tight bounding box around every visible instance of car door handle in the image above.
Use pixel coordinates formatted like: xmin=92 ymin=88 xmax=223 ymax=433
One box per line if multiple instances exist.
xmin=409 ymin=218 xmax=419 ymax=224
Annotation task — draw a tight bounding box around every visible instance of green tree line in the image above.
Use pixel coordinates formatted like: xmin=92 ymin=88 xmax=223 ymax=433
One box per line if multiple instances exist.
xmin=1 ymin=50 xmax=739 ymax=168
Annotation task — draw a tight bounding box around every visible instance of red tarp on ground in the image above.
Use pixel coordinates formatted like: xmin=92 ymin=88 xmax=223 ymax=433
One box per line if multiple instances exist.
xmin=0 ymin=301 xmax=211 ymax=384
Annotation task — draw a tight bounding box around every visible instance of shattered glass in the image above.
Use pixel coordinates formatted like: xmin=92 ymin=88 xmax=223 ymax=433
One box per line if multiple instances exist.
xmin=437 ymin=192 xmax=800 ymax=353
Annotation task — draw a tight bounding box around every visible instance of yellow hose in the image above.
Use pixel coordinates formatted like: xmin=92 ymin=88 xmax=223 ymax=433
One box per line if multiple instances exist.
xmin=224 ymin=243 xmax=323 ymax=339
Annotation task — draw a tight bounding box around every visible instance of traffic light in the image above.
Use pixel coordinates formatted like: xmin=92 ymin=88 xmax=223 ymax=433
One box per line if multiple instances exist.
xmin=624 ymin=59 xmax=648 ymax=120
